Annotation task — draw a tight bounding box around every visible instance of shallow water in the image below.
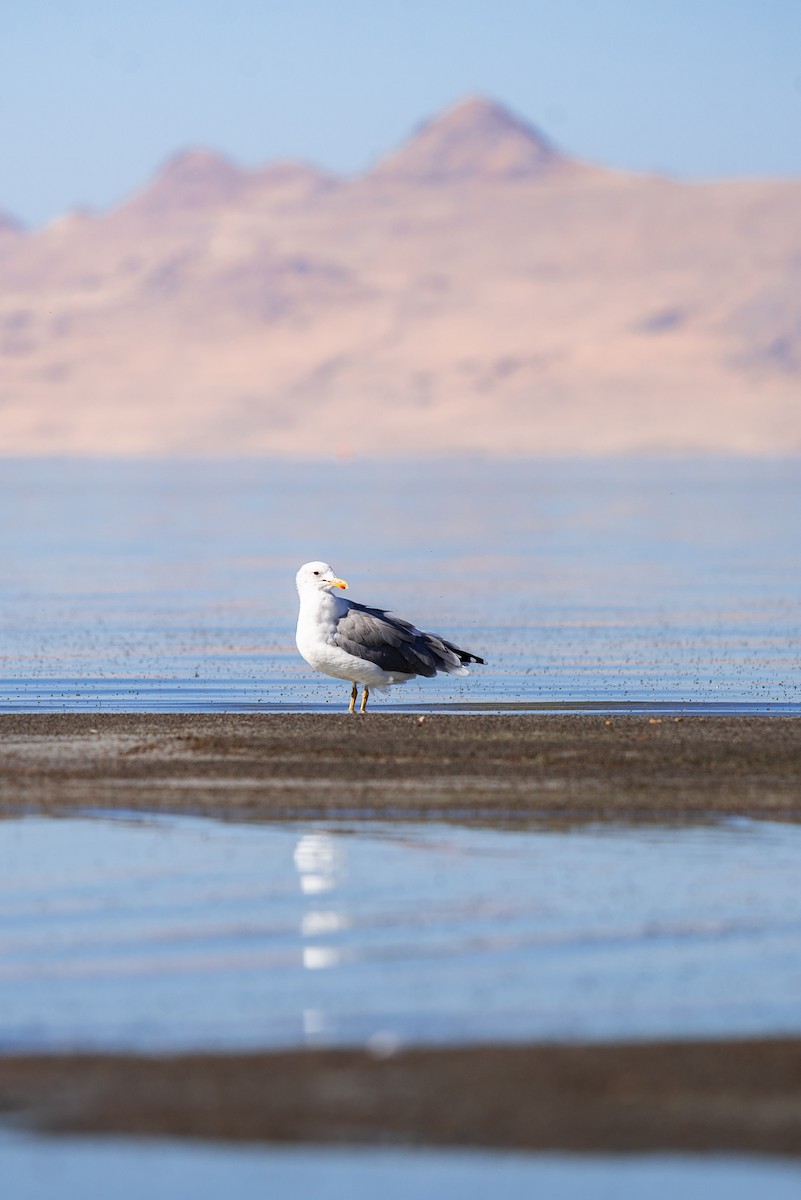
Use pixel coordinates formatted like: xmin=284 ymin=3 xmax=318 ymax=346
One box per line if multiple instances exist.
xmin=3 ymin=814 xmax=801 ymax=1052
xmin=1 ymin=457 xmax=800 ymax=710
xmin=3 ymin=1133 xmax=801 ymax=1200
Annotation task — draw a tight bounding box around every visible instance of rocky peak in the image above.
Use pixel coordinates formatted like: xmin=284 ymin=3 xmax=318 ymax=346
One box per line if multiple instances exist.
xmin=126 ymin=148 xmax=246 ymax=215
xmin=370 ymin=95 xmax=562 ymax=183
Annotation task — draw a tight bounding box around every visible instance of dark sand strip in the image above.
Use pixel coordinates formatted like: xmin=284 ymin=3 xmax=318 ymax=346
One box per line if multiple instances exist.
xmin=1 ymin=713 xmax=800 ymax=823
xmin=2 ymin=1040 xmax=801 ymax=1155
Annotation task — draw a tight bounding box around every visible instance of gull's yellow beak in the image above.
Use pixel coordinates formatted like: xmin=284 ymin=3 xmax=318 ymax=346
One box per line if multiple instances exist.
xmin=327 ymin=577 xmax=348 ymax=589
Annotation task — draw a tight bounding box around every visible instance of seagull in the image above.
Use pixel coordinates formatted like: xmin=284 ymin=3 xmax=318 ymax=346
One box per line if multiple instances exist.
xmin=295 ymin=561 xmax=485 ymax=712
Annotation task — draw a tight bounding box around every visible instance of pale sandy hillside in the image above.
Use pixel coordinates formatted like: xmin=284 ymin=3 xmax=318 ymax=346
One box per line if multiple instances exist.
xmin=1 ymin=96 xmax=799 ymax=456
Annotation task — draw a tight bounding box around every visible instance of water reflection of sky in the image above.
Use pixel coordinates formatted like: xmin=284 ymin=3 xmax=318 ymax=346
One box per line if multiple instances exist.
xmin=3 ymin=1133 xmax=801 ymax=1200
xmin=3 ymin=814 xmax=801 ymax=1053
xmin=1 ymin=457 xmax=799 ymax=709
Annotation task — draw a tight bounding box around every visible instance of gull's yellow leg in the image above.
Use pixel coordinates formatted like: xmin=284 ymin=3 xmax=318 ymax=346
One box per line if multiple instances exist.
xmin=349 ymin=682 xmax=358 ymax=714
xmin=360 ymin=685 xmax=370 ymax=714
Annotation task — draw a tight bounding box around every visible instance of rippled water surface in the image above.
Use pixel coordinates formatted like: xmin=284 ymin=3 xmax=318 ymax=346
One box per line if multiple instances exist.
xmin=3 ymin=814 xmax=801 ymax=1052
xmin=2 ymin=457 xmax=800 ymax=710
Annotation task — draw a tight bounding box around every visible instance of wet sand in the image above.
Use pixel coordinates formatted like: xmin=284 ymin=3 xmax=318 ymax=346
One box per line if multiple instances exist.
xmin=1 ymin=712 xmax=800 ymax=823
xmin=2 ymin=1039 xmax=801 ymax=1156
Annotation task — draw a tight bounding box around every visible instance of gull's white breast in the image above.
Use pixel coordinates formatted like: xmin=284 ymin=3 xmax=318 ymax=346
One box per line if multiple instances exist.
xmin=296 ymin=590 xmax=408 ymax=687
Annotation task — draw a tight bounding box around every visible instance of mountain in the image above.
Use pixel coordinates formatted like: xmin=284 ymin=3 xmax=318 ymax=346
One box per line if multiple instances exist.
xmin=0 ymin=95 xmax=800 ymax=456
xmin=0 ymin=211 xmax=23 ymax=236
xmin=121 ymin=148 xmax=247 ymax=217
xmin=371 ymin=95 xmax=562 ymax=181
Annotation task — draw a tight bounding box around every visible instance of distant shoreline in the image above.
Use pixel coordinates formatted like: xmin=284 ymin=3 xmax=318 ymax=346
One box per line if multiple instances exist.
xmin=2 ymin=712 xmax=800 ymax=824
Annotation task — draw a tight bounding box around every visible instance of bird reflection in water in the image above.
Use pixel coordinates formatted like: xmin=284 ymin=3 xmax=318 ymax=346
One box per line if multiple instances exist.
xmin=294 ymin=832 xmax=349 ymax=981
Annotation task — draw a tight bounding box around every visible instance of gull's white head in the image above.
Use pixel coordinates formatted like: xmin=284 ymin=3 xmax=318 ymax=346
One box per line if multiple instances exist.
xmin=295 ymin=561 xmax=348 ymax=595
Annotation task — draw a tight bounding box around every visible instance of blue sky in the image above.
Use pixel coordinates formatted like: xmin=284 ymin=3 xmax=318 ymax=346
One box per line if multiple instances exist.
xmin=2 ymin=0 xmax=800 ymax=226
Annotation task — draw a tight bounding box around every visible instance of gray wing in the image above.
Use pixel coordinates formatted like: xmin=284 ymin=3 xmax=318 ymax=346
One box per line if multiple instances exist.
xmin=330 ymin=601 xmax=485 ymax=678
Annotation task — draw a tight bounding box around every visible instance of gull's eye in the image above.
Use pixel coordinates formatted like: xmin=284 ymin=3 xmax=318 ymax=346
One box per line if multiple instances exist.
xmin=313 ymin=571 xmax=320 ymax=576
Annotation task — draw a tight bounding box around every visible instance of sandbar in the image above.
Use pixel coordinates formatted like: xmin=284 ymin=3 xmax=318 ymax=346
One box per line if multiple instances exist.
xmin=2 ymin=1039 xmax=800 ymax=1156
xmin=0 ymin=712 xmax=799 ymax=823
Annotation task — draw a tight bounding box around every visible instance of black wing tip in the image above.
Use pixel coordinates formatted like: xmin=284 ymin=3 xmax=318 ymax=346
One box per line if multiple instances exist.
xmin=440 ymin=637 xmax=485 ymax=666
xmin=457 ymin=650 xmax=486 ymax=665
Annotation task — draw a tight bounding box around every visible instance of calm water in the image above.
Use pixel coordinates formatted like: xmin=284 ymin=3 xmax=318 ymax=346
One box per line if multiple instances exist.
xmin=1 ymin=457 xmax=800 ymax=710
xmin=3 ymin=1135 xmax=801 ymax=1200
xmin=3 ymin=814 xmax=801 ymax=1052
